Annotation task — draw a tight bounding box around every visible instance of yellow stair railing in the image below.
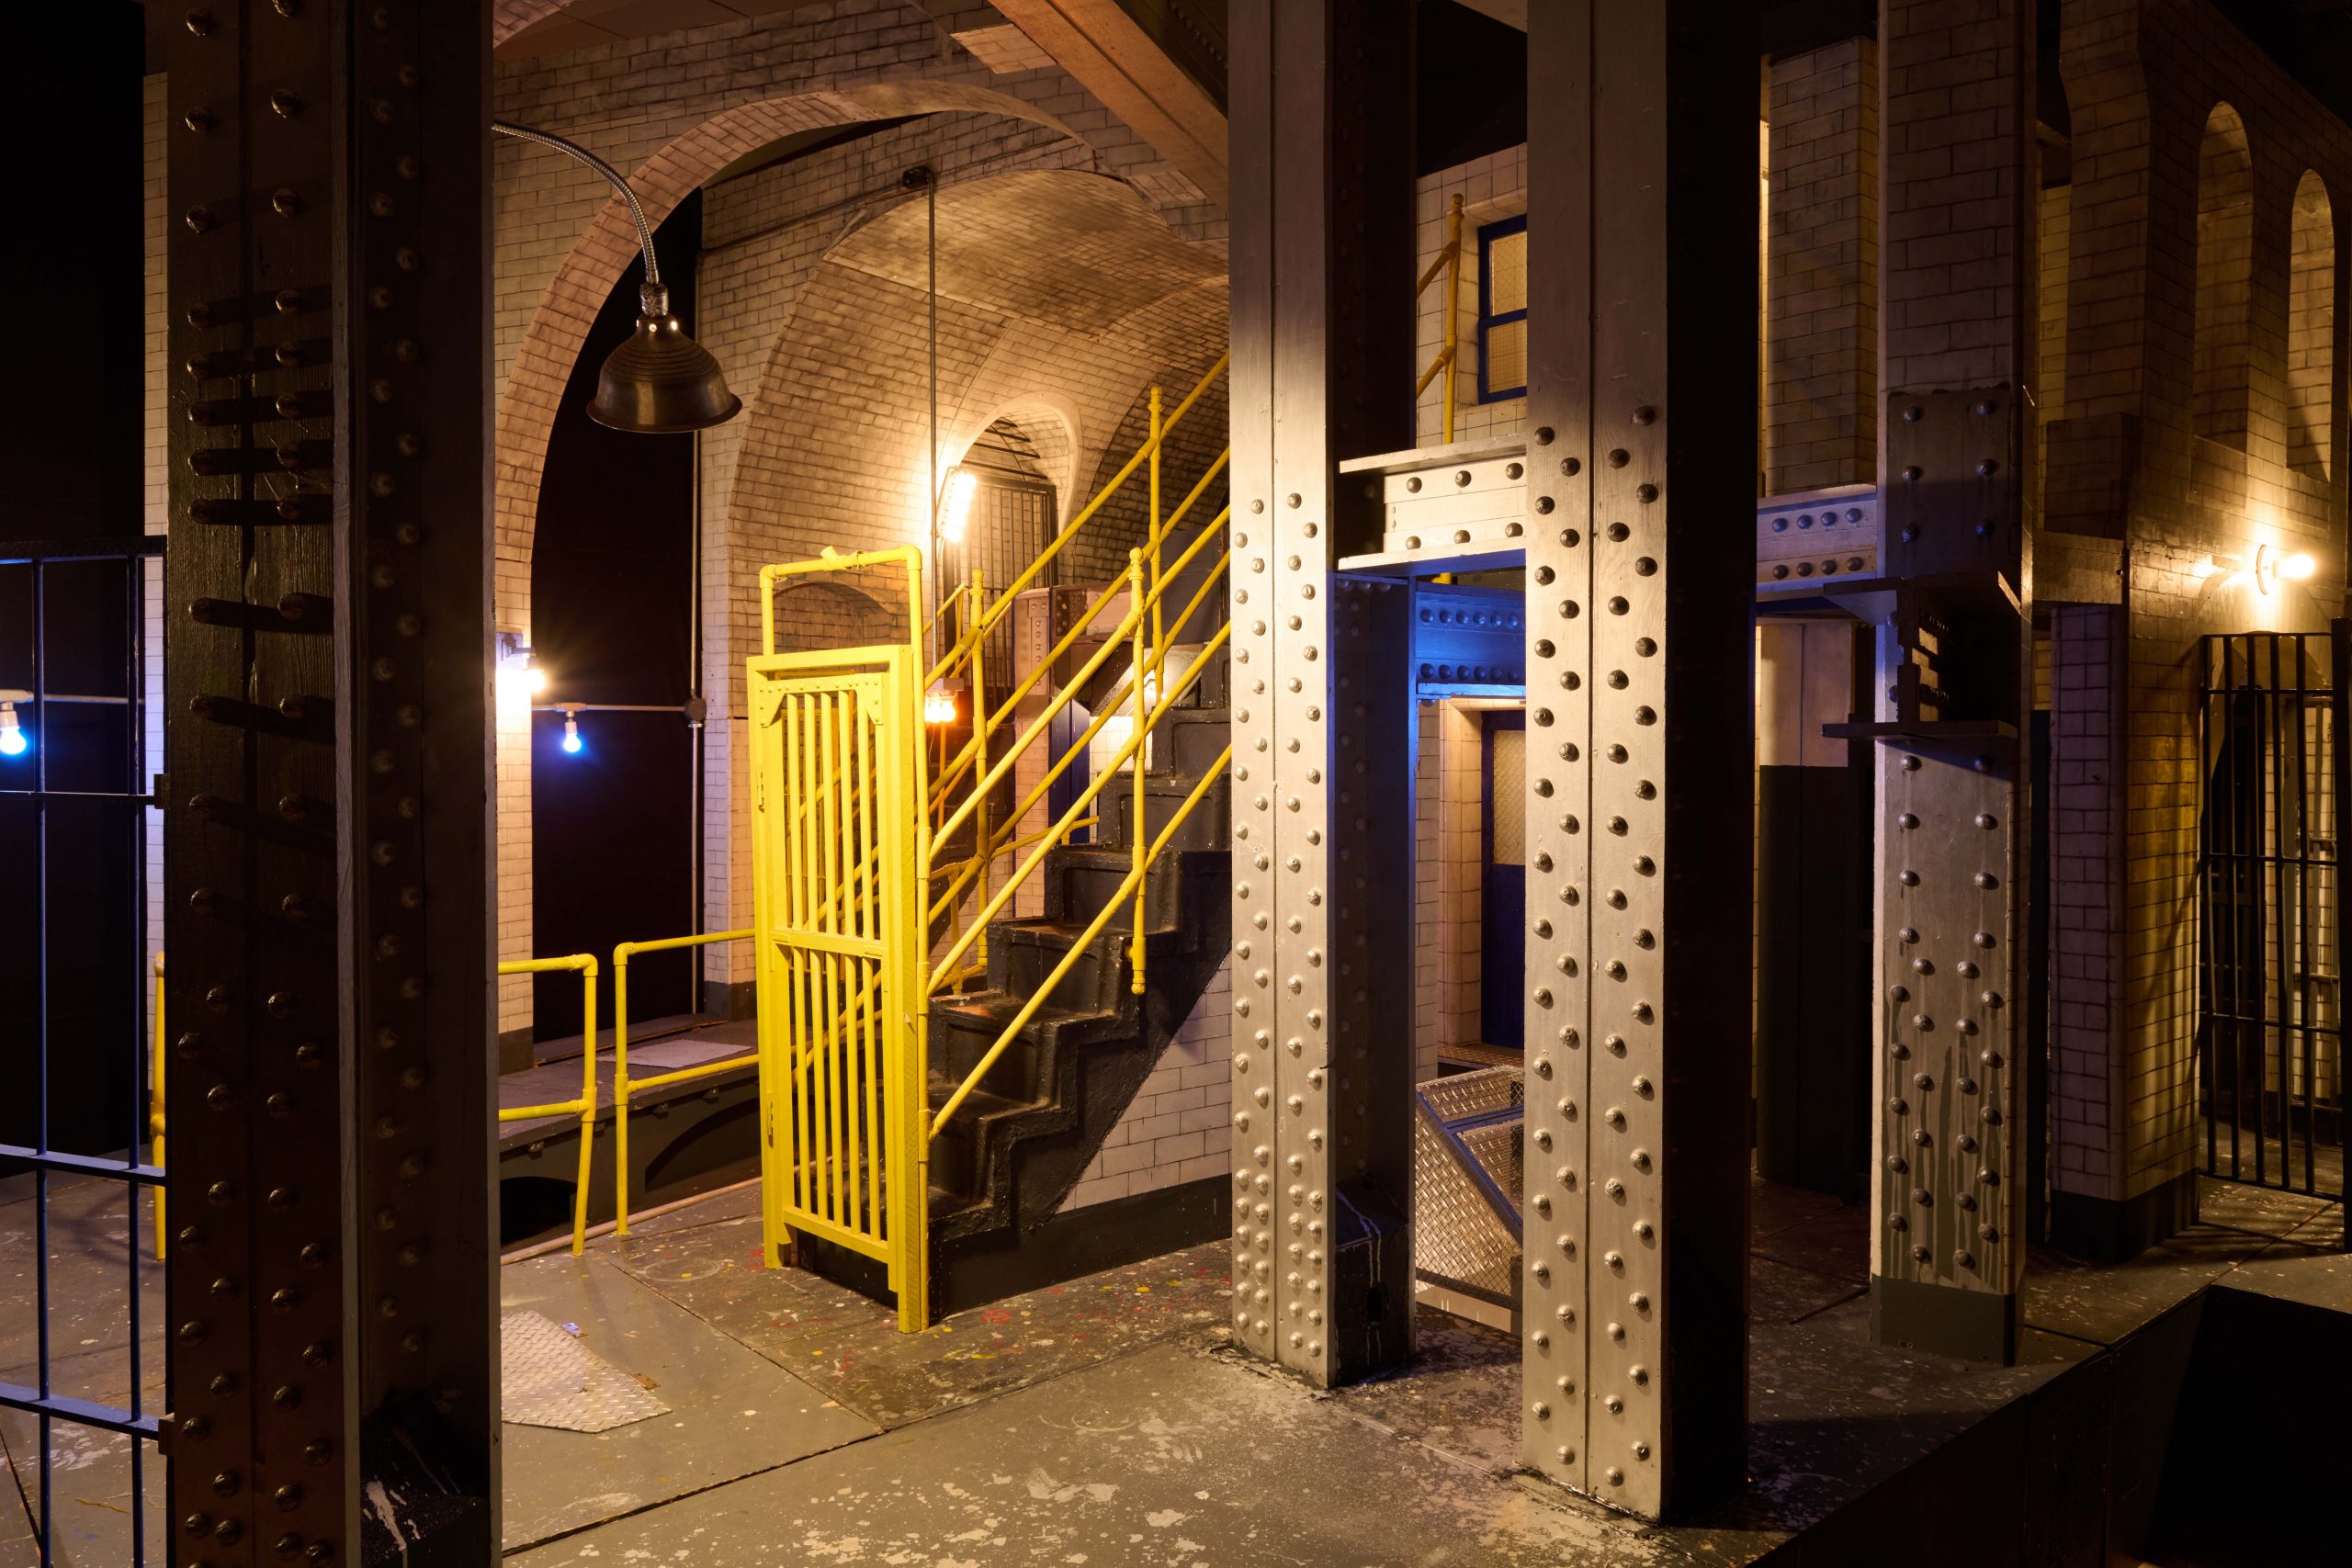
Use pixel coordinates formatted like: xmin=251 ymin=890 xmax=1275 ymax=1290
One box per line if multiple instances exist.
xmin=749 ymin=350 xmax=1235 ymax=1328
xmin=1417 ymin=192 xmax=1465 ymax=444
xmin=496 ymin=953 xmax=601 ymax=1256
xmin=150 ymin=952 xmax=165 ymax=1261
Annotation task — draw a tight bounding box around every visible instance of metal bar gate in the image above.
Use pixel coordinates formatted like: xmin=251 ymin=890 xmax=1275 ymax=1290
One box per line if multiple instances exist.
xmin=750 ymin=549 xmax=930 ymax=1331
xmin=0 ymin=536 xmax=164 ymax=1562
xmin=2197 ymin=626 xmax=2347 ymax=1207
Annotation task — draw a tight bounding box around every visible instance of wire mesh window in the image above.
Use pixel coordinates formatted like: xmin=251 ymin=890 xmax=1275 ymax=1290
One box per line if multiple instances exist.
xmin=2198 ymin=627 xmax=2346 ymax=1204
xmin=0 ymin=537 xmax=166 ymax=1562
xmin=1476 ymin=216 xmax=1528 ymax=401
xmin=937 ymin=420 xmax=1057 ymax=713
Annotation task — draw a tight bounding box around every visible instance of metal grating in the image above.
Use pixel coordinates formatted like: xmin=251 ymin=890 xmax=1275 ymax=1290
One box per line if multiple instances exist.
xmin=1414 ymin=1065 xmax=1524 ymax=1309
xmin=0 ymin=536 xmax=165 ymax=1565
xmin=2198 ymin=628 xmax=2347 ymax=1205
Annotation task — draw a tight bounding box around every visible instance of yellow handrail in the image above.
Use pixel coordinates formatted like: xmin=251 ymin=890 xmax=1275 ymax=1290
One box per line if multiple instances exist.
xmin=930 ymin=502 xmax=1230 ymax=862
xmin=150 ymin=953 xmax=165 ymax=1261
xmin=611 ymin=930 xmax=754 ymax=1237
xmin=931 ymin=741 xmax=1234 ymax=1138
xmin=1127 ymin=550 xmax=1149 ymax=996
xmin=1415 ymin=193 xmax=1465 ymax=445
xmin=926 ymin=618 xmax=1231 ymax=996
xmin=497 ymin=953 xmax=600 ymax=1256
xmin=955 ymin=351 xmax=1230 ymax=653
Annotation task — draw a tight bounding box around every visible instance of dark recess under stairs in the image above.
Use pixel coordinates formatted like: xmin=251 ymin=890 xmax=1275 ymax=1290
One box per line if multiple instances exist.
xmin=805 ymin=658 xmax=1235 ymax=1318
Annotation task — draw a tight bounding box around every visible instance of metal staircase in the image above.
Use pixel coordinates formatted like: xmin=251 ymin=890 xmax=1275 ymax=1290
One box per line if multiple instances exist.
xmin=922 ymin=674 xmax=1229 ymax=1305
xmin=744 ymin=355 xmax=1236 ymax=1327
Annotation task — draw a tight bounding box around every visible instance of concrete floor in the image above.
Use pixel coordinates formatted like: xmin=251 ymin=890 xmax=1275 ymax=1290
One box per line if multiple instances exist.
xmin=2 ymin=1168 xmax=2347 ymax=1564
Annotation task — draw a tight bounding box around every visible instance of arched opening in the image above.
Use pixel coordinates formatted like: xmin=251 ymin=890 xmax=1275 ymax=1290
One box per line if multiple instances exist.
xmin=2290 ymin=169 xmax=2335 ymax=479
xmin=939 ymin=413 xmax=1065 ymax=711
xmin=2194 ymin=103 xmax=2255 ymax=447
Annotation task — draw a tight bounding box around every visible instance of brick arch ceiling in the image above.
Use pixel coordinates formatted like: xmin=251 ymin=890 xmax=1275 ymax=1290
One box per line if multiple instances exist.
xmin=495 ymin=81 xmax=1094 ymax=630
xmin=493 ymin=0 xmax=569 ymax=44
xmin=722 ymin=168 xmax=1227 ymax=592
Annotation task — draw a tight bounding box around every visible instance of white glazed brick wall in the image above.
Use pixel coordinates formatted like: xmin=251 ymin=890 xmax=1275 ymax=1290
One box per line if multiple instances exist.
xmin=1415 ymin=145 xmax=1528 ymax=449
xmin=1058 ymin=954 xmax=1233 ymax=1211
xmin=1411 ymin=698 xmax=1493 ymax=1079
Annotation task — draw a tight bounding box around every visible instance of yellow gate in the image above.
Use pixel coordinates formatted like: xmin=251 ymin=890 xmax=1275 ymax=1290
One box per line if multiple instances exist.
xmin=747 ymin=620 xmax=928 ymax=1331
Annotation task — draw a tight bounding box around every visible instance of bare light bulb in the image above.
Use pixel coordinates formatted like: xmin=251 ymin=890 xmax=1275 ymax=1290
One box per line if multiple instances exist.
xmin=938 ymin=468 xmax=979 ymax=545
xmin=923 ymin=684 xmax=959 ymax=726
xmin=561 ymin=714 xmax=582 ymax=754
xmin=0 ymin=702 xmax=24 ymax=758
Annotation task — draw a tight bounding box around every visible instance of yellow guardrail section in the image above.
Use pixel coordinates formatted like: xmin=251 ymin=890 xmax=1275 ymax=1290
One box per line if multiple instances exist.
xmin=610 ymin=930 xmax=753 ymax=1237
xmin=1416 ymin=191 xmax=1465 ymax=444
xmin=750 ymin=351 xmax=1234 ymax=1328
xmin=497 ymin=953 xmax=600 ymax=1256
xmin=151 ymin=953 xmax=165 ymax=1261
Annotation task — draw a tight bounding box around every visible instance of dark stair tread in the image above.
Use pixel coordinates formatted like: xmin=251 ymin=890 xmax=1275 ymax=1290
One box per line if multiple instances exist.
xmin=923 ymin=1082 xmax=1039 ymax=1121
xmin=990 ymin=916 xmax=1193 ymax=953
xmin=931 ymin=990 xmax=1110 ymax=1031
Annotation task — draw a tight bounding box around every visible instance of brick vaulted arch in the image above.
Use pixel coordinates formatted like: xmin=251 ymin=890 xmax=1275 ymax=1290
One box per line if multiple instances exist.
xmin=496 ymin=84 xmax=1086 ymax=636
xmin=491 ymin=0 xmax=1223 ymax=638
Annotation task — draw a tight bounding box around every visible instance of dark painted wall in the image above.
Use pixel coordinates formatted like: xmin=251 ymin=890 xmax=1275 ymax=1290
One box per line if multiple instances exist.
xmin=0 ymin=4 xmax=151 ymax=1168
xmin=527 ymin=194 xmax=703 ymax=1047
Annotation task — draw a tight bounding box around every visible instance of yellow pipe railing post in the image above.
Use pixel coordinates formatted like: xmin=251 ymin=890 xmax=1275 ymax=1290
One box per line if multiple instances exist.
xmin=1443 ymin=192 xmax=1463 ymax=444
xmin=1148 ymin=385 xmax=1164 ymax=655
xmin=613 ymin=945 xmax=631 ymax=1237
xmin=970 ymin=567 xmax=989 ymax=975
xmin=1128 ymin=549 xmax=1148 ymax=995
xmin=496 ymin=953 xmax=600 ymax=1255
xmin=613 ymin=929 xmax=758 ymax=1237
xmin=151 ymin=952 xmax=165 ymax=1261
xmin=1414 ymin=193 xmax=1466 ymax=443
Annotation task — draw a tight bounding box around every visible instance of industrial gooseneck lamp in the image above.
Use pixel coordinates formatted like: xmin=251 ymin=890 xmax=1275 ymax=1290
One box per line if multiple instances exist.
xmin=492 ymin=120 xmax=741 ymax=434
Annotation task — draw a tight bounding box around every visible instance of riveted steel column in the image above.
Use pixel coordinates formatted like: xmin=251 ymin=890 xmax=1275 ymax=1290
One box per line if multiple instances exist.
xmin=164 ymin=3 xmax=495 ymax=1560
xmin=1227 ymin=0 xmax=1418 ymax=1386
xmin=1521 ymin=0 xmax=1756 ymax=1520
xmin=1866 ymin=0 xmax=2037 ymax=1364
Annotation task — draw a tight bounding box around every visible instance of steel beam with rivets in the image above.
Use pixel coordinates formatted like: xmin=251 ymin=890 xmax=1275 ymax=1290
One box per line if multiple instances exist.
xmin=1225 ymin=0 xmax=1419 ymax=1388
xmin=1520 ymin=0 xmax=1757 ymax=1522
xmin=164 ymin=4 xmax=496 ymax=1560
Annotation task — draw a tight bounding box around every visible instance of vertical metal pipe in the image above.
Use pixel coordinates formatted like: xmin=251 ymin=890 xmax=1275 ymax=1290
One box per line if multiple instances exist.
xmin=971 ymin=570 xmax=989 ymax=972
xmin=614 ymin=947 xmax=633 ymax=1236
xmin=1128 ymin=552 xmax=1148 ymax=995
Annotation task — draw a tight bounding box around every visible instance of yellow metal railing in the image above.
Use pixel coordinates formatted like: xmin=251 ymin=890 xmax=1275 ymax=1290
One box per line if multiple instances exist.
xmin=747 ymin=353 xmax=1234 ymax=1329
xmin=1416 ymin=191 xmax=1465 ymax=444
xmin=611 ymin=930 xmax=754 ymax=1237
xmin=150 ymin=952 xmax=165 ymax=1261
xmin=497 ymin=953 xmax=600 ymax=1256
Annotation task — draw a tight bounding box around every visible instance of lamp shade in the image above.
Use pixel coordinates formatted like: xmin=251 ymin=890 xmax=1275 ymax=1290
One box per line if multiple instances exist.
xmin=587 ymin=283 xmax=742 ymax=434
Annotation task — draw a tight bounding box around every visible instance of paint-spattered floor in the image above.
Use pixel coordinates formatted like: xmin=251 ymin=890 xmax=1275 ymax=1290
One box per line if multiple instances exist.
xmin=501 ymin=1174 xmax=2352 ymax=1566
xmin=3 ymin=1168 xmax=2348 ymax=1565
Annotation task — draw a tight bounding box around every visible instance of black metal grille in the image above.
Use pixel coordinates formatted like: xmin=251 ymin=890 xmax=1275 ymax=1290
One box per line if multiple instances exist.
xmin=0 ymin=536 xmax=164 ymax=1563
xmin=2197 ymin=626 xmax=2346 ymax=1204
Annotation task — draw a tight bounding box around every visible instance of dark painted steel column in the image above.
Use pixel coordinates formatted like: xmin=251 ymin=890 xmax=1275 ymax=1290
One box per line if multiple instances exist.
xmin=1226 ymin=0 xmax=1418 ymax=1387
xmin=1521 ymin=0 xmax=1757 ymax=1520
xmin=164 ymin=3 xmax=495 ymax=1559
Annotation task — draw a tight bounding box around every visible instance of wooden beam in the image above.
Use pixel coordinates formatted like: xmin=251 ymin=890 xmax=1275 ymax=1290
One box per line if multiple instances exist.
xmin=989 ymin=0 xmax=1228 ymax=208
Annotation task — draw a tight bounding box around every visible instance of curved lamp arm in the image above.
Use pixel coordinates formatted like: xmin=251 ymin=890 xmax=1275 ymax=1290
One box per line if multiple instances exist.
xmin=492 ymin=118 xmax=662 ymax=299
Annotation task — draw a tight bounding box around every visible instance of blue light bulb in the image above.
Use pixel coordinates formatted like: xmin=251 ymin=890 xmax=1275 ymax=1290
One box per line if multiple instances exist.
xmin=561 ymin=717 xmax=582 ymax=755
xmin=0 ymin=727 xmax=23 ymax=758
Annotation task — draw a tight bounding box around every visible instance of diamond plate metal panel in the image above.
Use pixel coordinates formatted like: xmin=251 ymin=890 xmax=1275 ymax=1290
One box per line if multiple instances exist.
xmin=500 ymin=1314 xmax=672 ymax=1434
